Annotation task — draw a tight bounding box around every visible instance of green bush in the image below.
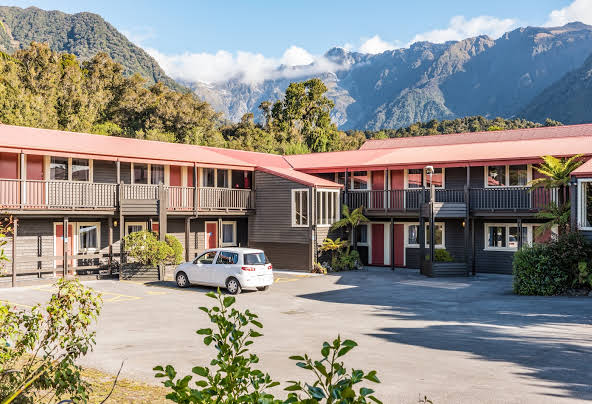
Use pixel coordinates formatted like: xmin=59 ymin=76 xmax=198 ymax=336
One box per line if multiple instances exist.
xmin=165 ymin=235 xmax=184 ymax=265
xmin=426 ymin=249 xmax=454 ymax=262
xmin=124 ymin=230 xmax=175 ymax=267
xmin=513 ymin=232 xmax=592 ymax=295
xmin=154 ymin=290 xmax=382 ymax=403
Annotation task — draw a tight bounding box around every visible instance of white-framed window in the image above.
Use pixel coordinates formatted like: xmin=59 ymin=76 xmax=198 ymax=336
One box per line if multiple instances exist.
xmin=578 ymin=179 xmax=592 ymax=230
xmin=331 ymin=171 xmax=368 ymax=190
xmin=356 ymin=224 xmax=368 ymax=246
xmin=405 ymin=222 xmax=445 ymax=248
xmin=150 ymin=164 xmax=165 ymax=185
xmin=77 ymin=222 xmax=100 ymax=253
xmin=484 ymin=223 xmax=558 ymax=251
xmin=221 ymin=221 xmax=237 ymax=246
xmin=126 ymin=221 xmax=147 ymax=235
xmin=201 ymin=168 xmax=231 ymax=188
xmin=316 ymin=189 xmax=340 ymax=226
xmin=50 ymin=157 xmax=91 ymax=182
xmin=405 ymin=168 xmax=445 ymax=189
xmin=291 ymin=189 xmax=309 ymax=227
xmin=485 ymin=164 xmax=532 ymax=187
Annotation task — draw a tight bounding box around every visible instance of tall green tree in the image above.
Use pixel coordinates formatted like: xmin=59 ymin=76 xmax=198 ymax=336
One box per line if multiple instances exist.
xmin=331 ymin=205 xmax=370 ymax=250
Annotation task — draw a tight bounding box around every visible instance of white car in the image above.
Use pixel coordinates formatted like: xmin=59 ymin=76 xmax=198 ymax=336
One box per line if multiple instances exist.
xmin=174 ymin=248 xmax=273 ymax=294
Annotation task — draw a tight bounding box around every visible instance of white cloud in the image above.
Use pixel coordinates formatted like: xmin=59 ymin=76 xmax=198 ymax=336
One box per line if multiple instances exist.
xmin=121 ymin=26 xmax=156 ymax=46
xmin=147 ymin=46 xmax=345 ymax=85
xmin=409 ymin=15 xmax=518 ymax=44
xmin=545 ymin=0 xmax=592 ymax=26
xmin=358 ymin=35 xmax=398 ymax=54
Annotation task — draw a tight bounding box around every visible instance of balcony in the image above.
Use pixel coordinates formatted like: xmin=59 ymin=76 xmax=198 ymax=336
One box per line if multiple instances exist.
xmin=345 ymin=187 xmax=560 ymax=214
xmin=0 ymin=179 xmax=254 ymax=212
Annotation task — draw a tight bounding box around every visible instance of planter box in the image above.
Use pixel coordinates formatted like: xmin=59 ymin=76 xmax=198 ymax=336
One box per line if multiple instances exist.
xmin=121 ymin=263 xmax=161 ymax=281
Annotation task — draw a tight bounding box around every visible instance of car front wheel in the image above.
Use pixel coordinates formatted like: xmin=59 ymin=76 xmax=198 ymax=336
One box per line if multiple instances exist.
xmin=226 ymin=277 xmax=242 ymax=295
xmin=176 ymin=272 xmax=189 ymax=288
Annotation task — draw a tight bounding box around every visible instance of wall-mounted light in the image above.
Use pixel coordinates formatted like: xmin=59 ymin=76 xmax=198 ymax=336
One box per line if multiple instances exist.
xmin=113 ymin=220 xmax=118 ymax=227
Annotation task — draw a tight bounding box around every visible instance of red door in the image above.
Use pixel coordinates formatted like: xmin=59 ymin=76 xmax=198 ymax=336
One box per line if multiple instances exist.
xmin=55 ymin=224 xmax=74 ymax=271
xmin=206 ymin=222 xmax=217 ymax=249
xmin=26 ymin=154 xmax=45 ymax=207
xmin=187 ymin=167 xmax=195 ymax=187
xmin=393 ymin=224 xmax=405 ymax=267
xmin=390 ymin=170 xmax=404 ymax=210
xmin=170 ymin=166 xmax=182 ymax=187
xmin=371 ymin=223 xmax=384 ymax=265
xmin=371 ymin=171 xmax=384 ymax=209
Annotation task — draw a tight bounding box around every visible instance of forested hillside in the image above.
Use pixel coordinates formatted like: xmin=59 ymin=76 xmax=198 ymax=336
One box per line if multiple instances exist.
xmin=0 ymin=6 xmax=183 ymax=91
xmin=0 ymin=43 xmax=556 ymax=155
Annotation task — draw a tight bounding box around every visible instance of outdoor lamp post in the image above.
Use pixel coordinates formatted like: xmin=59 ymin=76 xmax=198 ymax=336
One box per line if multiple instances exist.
xmin=424 ymin=165 xmax=435 ymax=263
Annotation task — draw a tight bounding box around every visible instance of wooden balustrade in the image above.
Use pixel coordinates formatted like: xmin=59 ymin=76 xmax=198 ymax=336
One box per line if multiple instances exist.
xmin=198 ymin=187 xmax=254 ymax=210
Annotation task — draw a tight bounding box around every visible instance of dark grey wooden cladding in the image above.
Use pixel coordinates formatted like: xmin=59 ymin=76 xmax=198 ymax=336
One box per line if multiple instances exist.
xmin=582 ymin=230 xmax=592 ymax=242
xmin=3 ymin=218 xmax=54 ymax=273
xmin=93 ymin=160 xmax=118 ymax=183
xmin=473 ymin=219 xmax=515 ymax=274
xmin=404 ymin=219 xmax=465 ymax=268
xmin=249 ymin=241 xmax=310 ymax=271
xmin=249 ymin=171 xmax=311 ymax=244
xmin=120 ymin=199 xmax=159 ymax=215
xmin=434 ymin=203 xmax=467 ymax=218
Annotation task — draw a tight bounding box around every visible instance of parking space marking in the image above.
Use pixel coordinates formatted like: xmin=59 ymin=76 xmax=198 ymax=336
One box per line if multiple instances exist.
xmin=29 ymin=284 xmax=143 ymax=303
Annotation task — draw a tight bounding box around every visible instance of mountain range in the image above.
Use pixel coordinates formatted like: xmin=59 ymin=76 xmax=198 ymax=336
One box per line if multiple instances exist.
xmin=1 ymin=6 xmax=591 ymax=130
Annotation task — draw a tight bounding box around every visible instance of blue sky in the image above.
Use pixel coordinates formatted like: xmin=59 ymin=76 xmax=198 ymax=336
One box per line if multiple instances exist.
xmin=3 ymin=0 xmax=589 ymax=83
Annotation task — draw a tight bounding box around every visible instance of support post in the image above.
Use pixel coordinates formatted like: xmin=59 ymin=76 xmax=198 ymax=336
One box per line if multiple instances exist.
xmin=158 ymin=184 xmax=167 ymax=241
xmin=19 ymin=153 xmax=25 ymax=208
xmin=570 ymin=179 xmax=578 ymax=231
xmin=193 ymin=163 xmax=198 ymax=215
xmin=390 ymin=218 xmax=395 ymax=271
xmin=464 ymin=184 xmax=470 ymax=276
xmin=63 ymin=216 xmax=68 ymax=278
xmin=517 ymin=217 xmax=523 ymax=250
xmin=119 ymin=213 xmax=125 ymax=278
xmin=218 ymin=217 xmax=223 ymax=247
xmin=343 ymin=169 xmax=349 ymax=205
xmin=12 ymin=217 xmax=17 ymax=287
xmin=116 ymin=160 xmax=121 ymax=184
xmin=471 ymin=218 xmax=476 ymax=275
xmin=419 ymin=188 xmax=426 ymax=274
xmin=108 ymin=216 xmax=113 ymax=273
xmin=185 ymin=217 xmax=191 ymax=262
xmin=429 ymin=181 xmax=435 ymax=263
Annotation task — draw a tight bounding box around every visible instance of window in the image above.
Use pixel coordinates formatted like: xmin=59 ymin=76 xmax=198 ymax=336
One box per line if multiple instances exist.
xmin=50 ymin=157 xmax=68 ymax=180
xmin=232 ymin=170 xmax=251 ymax=189
xmin=217 ymin=169 xmax=229 ymax=188
xmin=133 ymin=163 xmax=148 ymax=184
xmin=71 ymin=159 xmax=89 ymax=181
xmin=578 ymin=180 xmax=592 ymax=229
xmin=352 ymin=171 xmax=368 ymax=190
xmin=151 ymin=165 xmax=164 ymax=185
xmin=484 ymin=223 xmax=553 ymax=250
xmin=221 ymin=222 xmax=237 ymax=246
xmin=486 ymin=165 xmax=531 ymax=187
xmin=356 ymin=224 xmax=368 ymax=245
xmin=78 ymin=223 xmax=99 ymax=251
xmin=216 ymin=251 xmax=239 ymax=265
xmin=292 ymin=189 xmax=309 ymax=227
xmin=244 ymin=252 xmax=269 ymax=265
xmin=126 ymin=222 xmax=146 ymax=235
xmin=406 ymin=223 xmax=445 ymax=248
xmin=195 ymin=251 xmax=217 ymax=265
xmin=202 ymin=168 xmax=215 ymax=187
xmin=406 ymin=168 xmax=444 ymax=188
xmin=316 ymin=189 xmax=340 ymax=226
xmin=337 ymin=172 xmax=346 ymax=185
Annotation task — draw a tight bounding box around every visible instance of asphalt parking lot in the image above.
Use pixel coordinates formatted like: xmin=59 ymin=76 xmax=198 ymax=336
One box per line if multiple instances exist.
xmin=1 ymin=269 xmax=591 ymax=403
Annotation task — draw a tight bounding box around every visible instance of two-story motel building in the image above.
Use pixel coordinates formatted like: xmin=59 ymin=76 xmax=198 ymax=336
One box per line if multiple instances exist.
xmin=1 ymin=123 xmax=592 ymax=284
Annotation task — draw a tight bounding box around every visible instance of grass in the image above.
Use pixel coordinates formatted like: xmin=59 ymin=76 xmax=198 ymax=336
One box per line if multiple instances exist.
xmin=84 ymin=366 xmax=170 ymax=403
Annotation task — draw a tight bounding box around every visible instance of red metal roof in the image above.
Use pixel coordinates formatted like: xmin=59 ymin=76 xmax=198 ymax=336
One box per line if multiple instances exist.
xmin=257 ymin=166 xmax=342 ymax=188
xmin=202 ymin=146 xmax=293 ymax=168
xmin=360 ymin=124 xmax=592 ymax=150
xmin=0 ymin=124 xmax=254 ymax=169
xmin=573 ymin=158 xmax=592 ymax=177
xmin=286 ymin=135 xmax=592 ymax=172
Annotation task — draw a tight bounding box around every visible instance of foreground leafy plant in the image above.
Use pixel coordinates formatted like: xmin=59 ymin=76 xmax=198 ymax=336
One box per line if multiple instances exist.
xmin=0 ymin=279 xmax=102 ymax=403
xmin=285 ymin=336 xmax=382 ymax=403
xmin=154 ymin=290 xmax=383 ymax=403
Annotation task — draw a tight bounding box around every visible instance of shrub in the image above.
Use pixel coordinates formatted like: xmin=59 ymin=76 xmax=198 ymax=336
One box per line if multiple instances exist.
xmin=165 ymin=235 xmax=184 ymax=265
xmin=513 ymin=232 xmax=592 ymax=295
xmin=425 ymin=249 xmax=454 ymax=263
xmin=311 ymin=262 xmax=328 ymax=274
xmin=154 ymin=290 xmax=382 ymax=403
xmin=124 ymin=230 xmax=175 ymax=267
xmin=0 ymin=279 xmax=102 ymax=403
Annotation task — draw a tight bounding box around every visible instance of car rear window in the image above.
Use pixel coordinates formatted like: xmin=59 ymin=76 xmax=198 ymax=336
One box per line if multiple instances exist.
xmin=244 ymin=252 xmax=268 ymax=265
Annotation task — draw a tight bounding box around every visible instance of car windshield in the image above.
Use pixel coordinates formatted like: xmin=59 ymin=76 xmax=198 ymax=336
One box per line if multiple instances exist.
xmin=244 ymin=252 xmax=268 ymax=265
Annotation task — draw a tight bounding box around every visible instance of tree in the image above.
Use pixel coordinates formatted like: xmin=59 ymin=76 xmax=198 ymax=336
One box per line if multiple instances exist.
xmin=530 ymin=154 xmax=584 ymax=234
xmin=330 ymin=205 xmax=369 ymax=250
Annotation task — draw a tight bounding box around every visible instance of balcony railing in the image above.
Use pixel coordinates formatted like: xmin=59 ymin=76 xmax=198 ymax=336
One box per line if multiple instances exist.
xmin=0 ymin=180 xmax=254 ymax=211
xmin=346 ymin=187 xmax=561 ymax=213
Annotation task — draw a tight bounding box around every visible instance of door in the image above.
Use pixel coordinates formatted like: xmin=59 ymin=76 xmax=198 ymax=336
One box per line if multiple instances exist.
xmin=213 ymin=250 xmax=239 ymax=286
xmin=205 ymin=221 xmax=218 ymax=249
xmin=371 ymin=171 xmax=384 ymax=209
xmin=390 ymin=170 xmax=404 ymax=210
xmin=189 ymin=251 xmax=218 ymax=284
xmin=26 ymin=154 xmax=45 ymax=207
xmin=371 ymin=223 xmax=384 ymax=265
xmin=393 ymin=224 xmax=405 ymax=267
xmin=170 ymin=166 xmax=182 ymax=187
xmin=55 ymin=223 xmax=74 ymax=271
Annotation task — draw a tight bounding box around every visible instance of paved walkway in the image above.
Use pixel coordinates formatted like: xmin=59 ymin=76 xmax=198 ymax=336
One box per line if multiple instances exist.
xmin=1 ymin=269 xmax=590 ymax=403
